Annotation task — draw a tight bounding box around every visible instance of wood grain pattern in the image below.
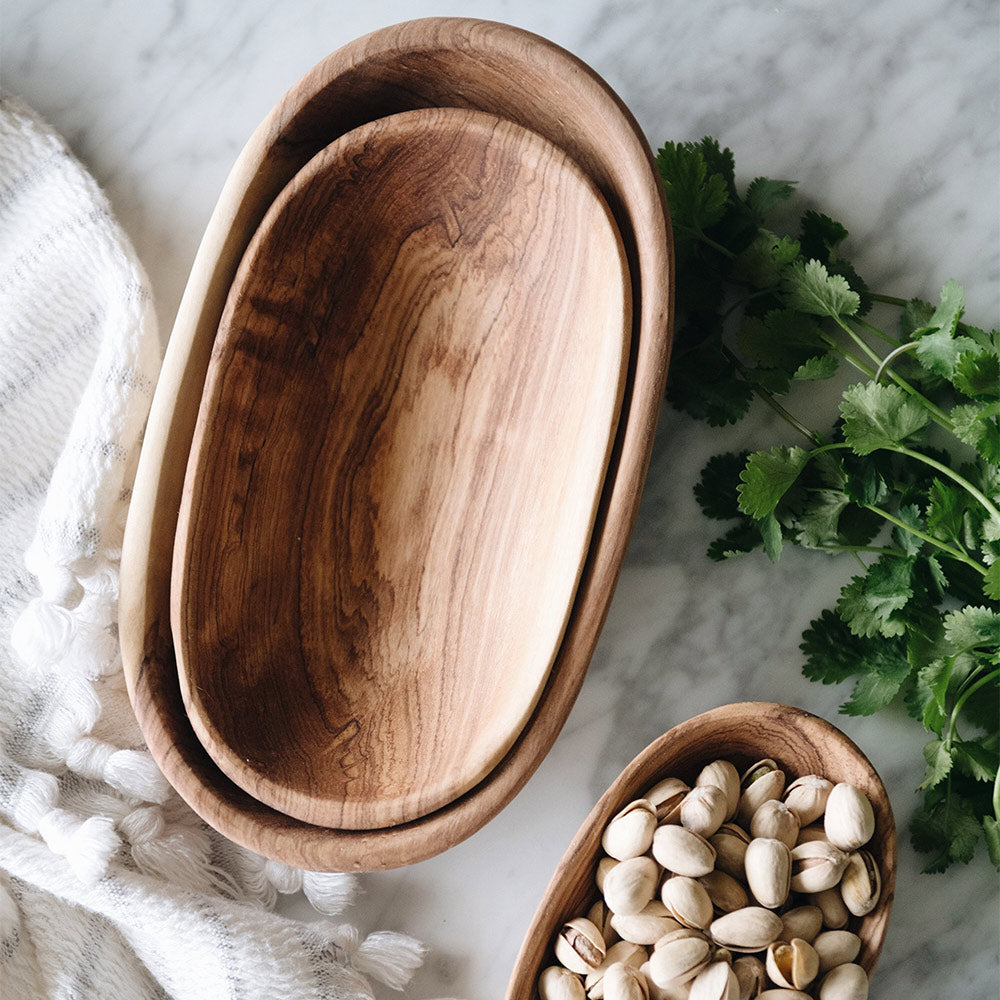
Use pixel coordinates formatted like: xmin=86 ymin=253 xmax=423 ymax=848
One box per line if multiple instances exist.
xmin=504 ymin=703 xmax=897 ymax=999
xmin=119 ymin=17 xmax=673 ymax=869
xmin=173 ymin=108 xmax=629 ymax=828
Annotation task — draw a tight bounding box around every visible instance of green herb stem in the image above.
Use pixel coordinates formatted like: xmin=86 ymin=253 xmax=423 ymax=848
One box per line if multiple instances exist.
xmin=892 ymin=445 xmax=1000 ymax=521
xmin=854 ymin=316 xmax=903 ymax=348
xmin=871 ymin=292 xmax=910 ymax=309
xmin=948 ymin=667 xmax=1000 ymax=746
xmin=698 ymin=231 xmax=737 ymax=260
xmin=863 ymin=502 xmax=988 ymax=575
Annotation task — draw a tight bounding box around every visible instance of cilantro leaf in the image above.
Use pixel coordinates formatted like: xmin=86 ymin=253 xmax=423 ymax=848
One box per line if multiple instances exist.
xmin=800 ymin=608 xmax=908 ymax=685
xmin=794 ymin=354 xmax=839 ymax=381
xmin=744 ymin=176 xmax=796 ymax=222
xmin=911 ymin=791 xmax=984 ymax=871
xmin=953 ymin=350 xmax=1000 ymax=400
xmin=839 ymin=382 xmax=929 ymax=454
xmin=737 ymin=446 xmax=810 ymax=519
xmin=667 ymin=337 xmax=754 ymax=426
xmin=984 ymin=816 xmax=1000 ymax=870
xmin=925 ymin=479 xmax=966 ymax=542
xmin=943 ymin=606 xmax=1000 ymax=651
xmin=695 ymin=452 xmax=748 ymax=521
xmin=984 ymin=561 xmax=1000 ymax=601
xmin=782 ymin=259 xmax=861 ymax=318
xmin=733 ymin=232 xmax=801 ymax=288
xmin=892 ymin=503 xmax=925 ymax=556
xmin=836 ymin=554 xmax=915 ymax=638
xmin=799 ymin=210 xmax=848 ymax=259
xmin=737 ymin=309 xmax=824 ymax=369
xmin=760 ymin=512 xmax=783 ymax=561
xmin=794 ymin=489 xmax=849 ymax=549
xmin=841 ymin=655 xmax=913 ymax=715
xmin=706 ymin=521 xmax=761 ymax=561
xmin=920 ymin=739 xmax=954 ymax=789
xmin=950 ymin=402 xmax=1000 ymax=464
xmin=656 ymin=141 xmax=730 ymax=237
xmin=953 ymin=740 xmax=997 ymax=782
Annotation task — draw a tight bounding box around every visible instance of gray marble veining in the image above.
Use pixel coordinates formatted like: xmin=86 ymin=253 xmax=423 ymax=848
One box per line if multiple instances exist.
xmin=3 ymin=0 xmax=998 ymax=996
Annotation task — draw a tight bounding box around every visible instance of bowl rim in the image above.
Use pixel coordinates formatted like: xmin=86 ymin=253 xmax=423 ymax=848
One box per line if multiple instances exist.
xmin=504 ymin=701 xmax=897 ymax=999
xmin=119 ymin=16 xmax=674 ymax=871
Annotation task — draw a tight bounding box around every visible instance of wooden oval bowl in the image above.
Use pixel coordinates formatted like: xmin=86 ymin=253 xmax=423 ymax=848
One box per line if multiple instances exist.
xmin=120 ymin=17 xmax=673 ymax=869
xmin=173 ymin=107 xmax=630 ymax=829
xmin=505 ymin=703 xmax=896 ymax=999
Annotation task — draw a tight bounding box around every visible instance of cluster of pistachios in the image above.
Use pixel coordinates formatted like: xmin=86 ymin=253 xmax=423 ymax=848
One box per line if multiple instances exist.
xmin=538 ymin=758 xmax=881 ymax=1000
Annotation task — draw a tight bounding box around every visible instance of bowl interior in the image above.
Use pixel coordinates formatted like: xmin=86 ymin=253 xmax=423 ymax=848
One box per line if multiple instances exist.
xmin=505 ymin=702 xmax=896 ymax=999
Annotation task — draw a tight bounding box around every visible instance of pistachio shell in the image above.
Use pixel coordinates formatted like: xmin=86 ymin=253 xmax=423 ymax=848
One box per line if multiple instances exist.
xmin=731 ymin=955 xmax=765 ymax=1000
xmin=749 ymin=800 xmax=799 ymax=850
xmin=777 ymin=906 xmax=823 ymax=944
xmin=812 ymin=930 xmax=862 ymax=974
xmin=794 ymin=823 xmax=829 ymax=845
xmin=817 ymin=963 xmax=869 ymax=1000
xmin=708 ymin=907 xmax=783 ymax=953
xmin=736 ymin=763 xmax=786 ymax=828
xmin=604 ymin=856 xmax=660 ymax=916
xmin=804 ymin=888 xmax=850 ymax=930
xmin=641 ymin=964 xmax=693 ymax=1000
xmin=697 ymin=870 xmax=748 ymax=914
xmin=589 ymin=899 xmax=619 ymax=948
xmin=757 ymin=991 xmax=811 ymax=999
xmin=824 ymin=784 xmax=875 ymax=851
xmin=765 ymin=938 xmax=819 ymax=991
xmin=597 ymin=857 xmax=620 ymax=892
xmin=611 ymin=901 xmax=683 ymax=946
xmin=646 ymin=935 xmax=712 ymax=988
xmin=840 ymin=849 xmax=880 ymax=916
xmin=653 ymin=825 xmax=717 ymax=877
xmin=586 ymin=941 xmax=648 ymax=994
xmin=782 ymin=775 xmax=833 ymax=826
xmin=709 ymin=824 xmax=750 ymax=882
xmin=744 ymin=838 xmax=790 ymax=910
xmin=540 ymin=965 xmax=586 ymax=1000
xmin=695 ymin=760 xmax=741 ymax=821
xmin=645 ymin=777 xmax=691 ymax=824
xmin=604 ymin=800 xmax=659 ymax=860
xmin=681 ymin=785 xmax=729 ymax=838
xmin=688 ymin=960 xmax=739 ymax=1000
xmin=789 ymin=840 xmax=849 ymax=893
xmin=653 ymin=928 xmax=709 ymax=949
xmin=662 ymin=875 xmax=715 ymax=930
xmin=602 ymin=962 xmax=650 ymax=1000
xmin=556 ymin=917 xmax=607 ymax=974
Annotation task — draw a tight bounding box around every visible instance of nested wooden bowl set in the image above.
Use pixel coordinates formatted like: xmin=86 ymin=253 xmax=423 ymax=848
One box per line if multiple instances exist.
xmin=118 ymin=15 xmax=895 ymax=995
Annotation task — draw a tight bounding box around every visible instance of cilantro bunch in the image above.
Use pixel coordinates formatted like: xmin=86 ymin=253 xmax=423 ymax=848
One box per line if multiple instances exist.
xmin=659 ymin=138 xmax=1000 ymax=872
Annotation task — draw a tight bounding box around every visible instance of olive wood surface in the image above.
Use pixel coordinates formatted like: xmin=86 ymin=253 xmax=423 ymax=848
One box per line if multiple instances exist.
xmin=120 ymin=16 xmax=673 ymax=870
xmin=173 ymin=107 xmax=630 ymax=829
xmin=505 ymin=702 xmax=897 ymax=999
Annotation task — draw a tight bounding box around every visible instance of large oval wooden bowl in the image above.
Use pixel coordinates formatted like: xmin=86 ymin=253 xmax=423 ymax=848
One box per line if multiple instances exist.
xmin=505 ymin=703 xmax=896 ymax=998
xmin=120 ymin=17 xmax=673 ymax=869
xmin=173 ymin=107 xmax=631 ymax=829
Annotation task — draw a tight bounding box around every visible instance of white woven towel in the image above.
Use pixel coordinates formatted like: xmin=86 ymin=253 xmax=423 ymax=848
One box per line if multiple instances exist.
xmin=0 ymin=96 xmax=424 ymax=999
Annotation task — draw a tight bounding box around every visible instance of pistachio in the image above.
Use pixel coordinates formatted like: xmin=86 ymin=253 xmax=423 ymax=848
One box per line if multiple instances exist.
xmin=782 ymin=775 xmax=833 ymax=826
xmin=744 ymin=838 xmax=790 ymax=910
xmin=824 ymin=784 xmax=875 ymax=851
xmin=646 ymin=934 xmax=712 ymax=988
xmin=777 ymin=906 xmax=823 ymax=944
xmin=749 ymin=800 xmax=799 ymax=850
xmin=604 ymin=856 xmax=660 ymax=916
xmin=804 ymin=888 xmax=850 ymax=930
xmin=794 ymin=823 xmax=829 ymax=846
xmin=539 ymin=966 xmax=586 ymax=1000
xmin=604 ymin=800 xmax=659 ymax=860
xmin=756 ymin=991 xmax=811 ymax=999
xmin=688 ymin=960 xmax=739 ymax=1000
xmin=556 ymin=917 xmax=607 ymax=974
xmin=765 ymin=938 xmax=819 ymax=991
xmin=839 ymin=850 xmax=880 ymax=917
xmin=695 ymin=760 xmax=741 ymax=821
xmin=789 ymin=840 xmax=849 ymax=893
xmin=601 ymin=962 xmax=650 ymax=1000
xmin=588 ymin=899 xmax=618 ymax=947
xmin=817 ymin=963 xmax=869 ymax=1000
xmin=736 ymin=761 xmax=785 ymax=828
xmin=731 ymin=955 xmax=765 ymax=1000
xmin=641 ymin=964 xmax=693 ymax=1000
xmin=653 ymin=825 xmax=717 ymax=877
xmin=681 ymin=785 xmax=729 ymax=838
xmin=662 ymin=875 xmax=715 ymax=930
xmin=653 ymin=928 xmax=710 ymax=949
xmin=697 ymin=870 xmax=748 ymax=914
xmin=586 ymin=941 xmax=648 ymax=996
xmin=597 ymin=857 xmax=620 ymax=892
xmin=611 ymin=901 xmax=683 ymax=946
xmin=645 ymin=777 xmax=690 ymax=824
xmin=709 ymin=824 xmax=750 ymax=882
xmin=812 ymin=930 xmax=861 ymax=974
xmin=708 ymin=907 xmax=783 ymax=953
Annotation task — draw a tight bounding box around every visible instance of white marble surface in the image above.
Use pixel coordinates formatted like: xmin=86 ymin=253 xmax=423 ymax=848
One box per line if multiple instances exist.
xmin=3 ymin=0 xmax=998 ymax=997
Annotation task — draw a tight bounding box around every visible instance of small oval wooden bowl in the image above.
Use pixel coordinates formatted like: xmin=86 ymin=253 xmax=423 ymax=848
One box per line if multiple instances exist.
xmin=505 ymin=702 xmax=896 ymax=999
xmin=120 ymin=17 xmax=673 ymax=870
xmin=172 ymin=107 xmax=631 ymax=830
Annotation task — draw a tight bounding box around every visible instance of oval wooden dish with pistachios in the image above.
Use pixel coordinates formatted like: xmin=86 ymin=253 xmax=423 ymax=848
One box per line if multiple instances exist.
xmin=119 ymin=17 xmax=673 ymax=870
xmin=506 ymin=702 xmax=896 ymax=999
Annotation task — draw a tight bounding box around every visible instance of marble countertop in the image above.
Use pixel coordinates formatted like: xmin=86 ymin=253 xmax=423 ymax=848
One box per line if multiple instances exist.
xmin=4 ymin=0 xmax=998 ymax=997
